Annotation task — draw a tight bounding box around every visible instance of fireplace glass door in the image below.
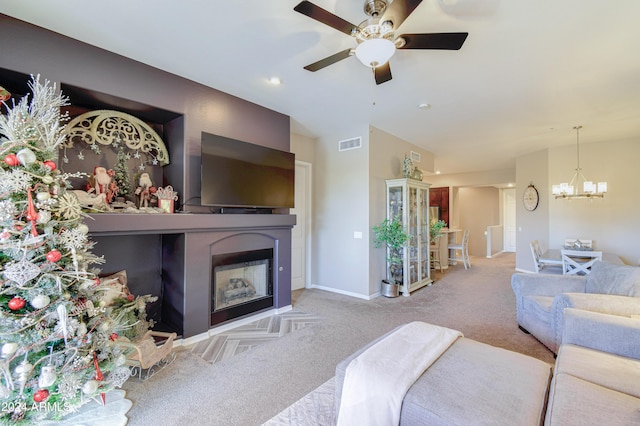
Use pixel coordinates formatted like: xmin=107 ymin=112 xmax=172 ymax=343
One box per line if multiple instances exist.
xmin=211 ymin=248 xmax=273 ymax=326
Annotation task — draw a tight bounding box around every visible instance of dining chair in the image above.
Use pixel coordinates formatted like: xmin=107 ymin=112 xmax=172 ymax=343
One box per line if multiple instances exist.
xmin=530 ymin=240 xmax=542 ymax=273
xmin=561 ymin=249 xmax=603 ymax=275
xmin=531 ymin=240 xmax=562 ymax=273
xmin=448 ymin=229 xmax=470 ymax=269
xmin=430 ymin=235 xmax=444 ymax=274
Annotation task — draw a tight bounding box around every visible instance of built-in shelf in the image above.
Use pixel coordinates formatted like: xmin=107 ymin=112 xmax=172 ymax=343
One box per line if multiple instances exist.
xmin=86 ymin=213 xmax=296 ymax=235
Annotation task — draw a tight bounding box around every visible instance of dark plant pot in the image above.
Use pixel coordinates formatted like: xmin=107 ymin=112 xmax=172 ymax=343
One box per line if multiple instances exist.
xmin=381 ymin=279 xmax=400 ymax=298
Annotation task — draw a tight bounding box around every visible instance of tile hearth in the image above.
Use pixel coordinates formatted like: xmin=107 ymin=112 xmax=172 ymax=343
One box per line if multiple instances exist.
xmin=190 ymin=310 xmax=321 ymax=364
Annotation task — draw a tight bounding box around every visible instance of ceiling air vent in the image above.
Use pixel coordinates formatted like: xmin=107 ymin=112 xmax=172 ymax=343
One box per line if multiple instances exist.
xmin=338 ymin=136 xmax=362 ymax=152
xmin=410 ymin=151 xmax=421 ymax=163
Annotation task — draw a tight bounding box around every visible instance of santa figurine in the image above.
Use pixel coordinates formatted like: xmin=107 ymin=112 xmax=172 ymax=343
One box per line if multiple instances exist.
xmin=135 ymin=173 xmax=155 ymax=208
xmin=89 ymin=166 xmax=113 ymax=201
xmin=106 ymin=169 xmax=118 ymax=203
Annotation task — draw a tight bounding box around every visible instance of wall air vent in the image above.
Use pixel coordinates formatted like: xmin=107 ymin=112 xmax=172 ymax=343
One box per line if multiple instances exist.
xmin=410 ymin=151 xmax=421 ymax=163
xmin=338 ymin=136 xmax=362 ymax=152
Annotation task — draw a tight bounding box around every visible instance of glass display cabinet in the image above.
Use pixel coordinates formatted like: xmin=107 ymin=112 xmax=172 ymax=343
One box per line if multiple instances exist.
xmin=386 ymin=178 xmax=432 ymax=296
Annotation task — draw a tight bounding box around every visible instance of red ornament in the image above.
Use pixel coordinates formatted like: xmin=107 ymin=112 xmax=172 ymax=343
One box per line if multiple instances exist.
xmin=46 ymin=249 xmax=62 ymax=263
xmin=109 ymin=332 xmax=118 ymax=341
xmin=26 ymin=188 xmax=39 ymax=236
xmin=94 ymin=277 xmax=101 ymax=286
xmin=33 ymin=389 xmax=49 ymax=403
xmin=4 ymin=154 xmax=18 ymax=166
xmin=43 ymin=160 xmax=56 ymax=171
xmin=126 ymin=294 xmax=135 ymax=302
xmin=8 ymin=297 xmax=26 ymax=310
xmin=93 ymin=352 xmax=104 ymax=381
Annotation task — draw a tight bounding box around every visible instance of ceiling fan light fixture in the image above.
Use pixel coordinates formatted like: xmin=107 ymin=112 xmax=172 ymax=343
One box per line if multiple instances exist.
xmin=355 ymin=38 xmax=395 ymax=68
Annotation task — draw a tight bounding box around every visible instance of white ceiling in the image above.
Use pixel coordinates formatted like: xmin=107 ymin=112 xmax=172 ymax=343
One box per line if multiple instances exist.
xmin=2 ymin=0 xmax=640 ymax=174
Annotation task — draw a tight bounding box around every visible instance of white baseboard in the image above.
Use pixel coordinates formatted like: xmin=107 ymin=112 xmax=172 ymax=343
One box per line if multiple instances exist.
xmin=309 ymin=284 xmax=376 ymax=300
xmin=175 ymin=305 xmax=293 ymax=347
xmin=487 ymin=250 xmax=505 ymax=258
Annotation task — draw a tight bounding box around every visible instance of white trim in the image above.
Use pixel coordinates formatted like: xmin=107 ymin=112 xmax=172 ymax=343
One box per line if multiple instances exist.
xmin=486 ymin=250 xmax=505 ymax=258
xmin=174 ymin=305 xmax=293 ymax=347
xmin=309 ymin=284 xmax=377 ymax=300
xmin=295 ymin=160 xmax=313 ymax=289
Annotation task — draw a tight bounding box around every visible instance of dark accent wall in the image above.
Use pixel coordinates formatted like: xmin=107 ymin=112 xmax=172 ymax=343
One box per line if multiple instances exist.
xmin=0 ymin=14 xmax=290 ymax=205
xmin=0 ymin=14 xmax=294 ymax=337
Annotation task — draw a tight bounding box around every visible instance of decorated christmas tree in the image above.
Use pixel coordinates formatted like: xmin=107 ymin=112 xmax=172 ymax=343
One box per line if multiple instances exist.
xmin=0 ymin=76 xmax=155 ymax=423
xmin=113 ymin=149 xmax=131 ymax=200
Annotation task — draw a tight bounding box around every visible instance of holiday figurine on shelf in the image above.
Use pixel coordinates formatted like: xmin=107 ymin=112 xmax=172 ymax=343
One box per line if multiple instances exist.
xmin=135 ymin=173 xmax=155 ymax=208
xmin=87 ymin=166 xmax=117 ymax=203
xmin=0 ymin=75 xmax=156 ymax=424
xmin=155 ymin=186 xmax=178 ymax=213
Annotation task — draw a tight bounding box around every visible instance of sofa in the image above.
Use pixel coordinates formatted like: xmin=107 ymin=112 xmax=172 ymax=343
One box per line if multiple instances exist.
xmin=546 ymin=308 xmax=640 ymax=425
xmin=511 ymin=260 xmax=640 ymax=353
xmin=334 ymin=310 xmax=640 ymax=425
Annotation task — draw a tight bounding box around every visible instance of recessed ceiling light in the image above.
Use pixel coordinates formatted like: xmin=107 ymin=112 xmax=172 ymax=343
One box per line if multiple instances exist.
xmin=418 ymin=103 xmax=431 ymax=110
xmin=268 ymin=77 xmax=282 ymax=85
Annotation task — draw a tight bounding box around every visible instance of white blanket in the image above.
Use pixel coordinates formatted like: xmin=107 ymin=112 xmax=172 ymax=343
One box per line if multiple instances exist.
xmin=337 ymin=321 xmax=462 ymax=426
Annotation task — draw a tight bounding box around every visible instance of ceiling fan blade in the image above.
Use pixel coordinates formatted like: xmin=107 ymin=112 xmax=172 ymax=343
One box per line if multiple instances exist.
xmin=374 ymin=62 xmax=392 ymax=85
xmin=380 ymin=0 xmax=424 ymax=29
xmin=397 ymin=33 xmax=469 ymax=50
xmin=303 ymin=48 xmax=353 ymax=72
xmin=294 ymin=1 xmax=358 ymax=36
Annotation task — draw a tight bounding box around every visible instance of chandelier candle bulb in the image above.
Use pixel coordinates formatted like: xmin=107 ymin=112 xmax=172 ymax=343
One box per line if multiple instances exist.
xmin=597 ymin=182 xmax=607 ymax=193
xmin=583 ymin=181 xmax=595 ymax=194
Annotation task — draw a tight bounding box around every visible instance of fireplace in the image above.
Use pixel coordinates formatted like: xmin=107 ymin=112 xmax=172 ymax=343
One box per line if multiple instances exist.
xmin=210 ymin=248 xmax=274 ymax=326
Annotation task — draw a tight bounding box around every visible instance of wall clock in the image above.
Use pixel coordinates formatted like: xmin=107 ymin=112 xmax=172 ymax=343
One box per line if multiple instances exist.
xmin=523 ymin=184 xmax=539 ymax=211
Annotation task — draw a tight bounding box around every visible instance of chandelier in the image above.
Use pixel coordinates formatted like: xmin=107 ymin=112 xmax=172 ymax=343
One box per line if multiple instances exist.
xmin=552 ymin=125 xmax=607 ymax=199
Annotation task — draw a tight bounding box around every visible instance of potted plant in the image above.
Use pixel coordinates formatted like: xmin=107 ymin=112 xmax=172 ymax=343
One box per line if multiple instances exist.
xmin=430 ymin=219 xmax=447 ymax=244
xmin=372 ymin=216 xmax=411 ymax=297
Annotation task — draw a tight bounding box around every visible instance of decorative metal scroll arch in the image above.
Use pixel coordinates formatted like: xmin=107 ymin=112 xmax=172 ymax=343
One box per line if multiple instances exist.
xmin=62 ymin=109 xmax=169 ymax=165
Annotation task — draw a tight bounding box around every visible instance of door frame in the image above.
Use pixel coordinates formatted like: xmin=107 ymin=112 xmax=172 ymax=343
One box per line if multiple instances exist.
xmin=294 ymin=160 xmax=312 ymax=289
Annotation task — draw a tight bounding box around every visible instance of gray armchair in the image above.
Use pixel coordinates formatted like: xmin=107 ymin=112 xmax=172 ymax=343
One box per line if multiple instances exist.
xmin=511 ymin=261 xmax=640 ymax=353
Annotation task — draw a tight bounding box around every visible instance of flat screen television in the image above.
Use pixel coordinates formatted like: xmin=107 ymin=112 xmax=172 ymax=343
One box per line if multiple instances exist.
xmin=200 ymin=132 xmax=295 ymax=209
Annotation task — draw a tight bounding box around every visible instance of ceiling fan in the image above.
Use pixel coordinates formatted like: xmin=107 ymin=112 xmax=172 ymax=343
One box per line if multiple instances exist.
xmin=294 ymin=0 xmax=468 ymax=85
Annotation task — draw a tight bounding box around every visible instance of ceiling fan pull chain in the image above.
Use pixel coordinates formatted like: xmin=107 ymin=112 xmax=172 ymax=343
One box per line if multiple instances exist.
xmin=371 ymin=67 xmax=376 ymax=106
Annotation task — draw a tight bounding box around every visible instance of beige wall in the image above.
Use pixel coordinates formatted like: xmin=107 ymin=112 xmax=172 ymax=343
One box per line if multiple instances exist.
xmin=515 ymin=149 xmax=550 ymax=271
xmin=516 ymin=138 xmax=640 ymax=270
xmin=291 ymin=126 xmax=436 ymax=298
xmin=308 ymin=124 xmax=371 ymax=297
xmin=369 ymin=126 xmax=435 ymax=295
xmin=457 ymin=186 xmax=500 ymax=257
xmin=426 ymin=169 xmax=515 ymax=188
xmin=290 ymin=132 xmax=315 ymax=164
xmin=293 ymin=129 xmax=640 ymax=297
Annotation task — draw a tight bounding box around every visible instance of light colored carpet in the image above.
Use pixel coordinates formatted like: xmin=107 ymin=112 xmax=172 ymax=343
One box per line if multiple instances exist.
xmin=121 ymin=253 xmax=554 ymax=425
xmin=262 ymin=378 xmax=335 ymax=426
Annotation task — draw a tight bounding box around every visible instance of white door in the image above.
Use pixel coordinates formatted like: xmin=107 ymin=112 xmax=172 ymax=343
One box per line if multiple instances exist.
xmin=503 ymin=188 xmax=517 ymax=252
xmin=291 ymin=161 xmax=311 ymax=290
